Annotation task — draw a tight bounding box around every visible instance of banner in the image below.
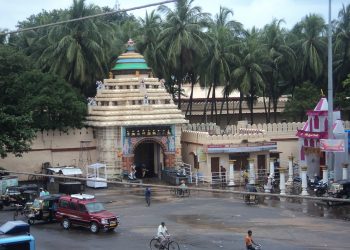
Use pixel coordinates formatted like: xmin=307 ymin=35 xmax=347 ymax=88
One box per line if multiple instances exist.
xmin=320 ymin=139 xmax=345 ymax=152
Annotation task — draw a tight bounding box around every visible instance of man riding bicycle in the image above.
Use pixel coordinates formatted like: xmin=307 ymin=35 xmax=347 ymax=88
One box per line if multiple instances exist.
xmin=157 ymin=222 xmax=170 ymax=249
xmin=245 ymin=230 xmax=259 ymax=250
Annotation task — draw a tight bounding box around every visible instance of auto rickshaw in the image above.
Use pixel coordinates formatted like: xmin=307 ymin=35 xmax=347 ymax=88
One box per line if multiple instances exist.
xmin=0 ymin=185 xmax=38 ymax=209
xmin=328 ymin=180 xmax=350 ymax=199
xmin=26 ymin=194 xmax=61 ymax=224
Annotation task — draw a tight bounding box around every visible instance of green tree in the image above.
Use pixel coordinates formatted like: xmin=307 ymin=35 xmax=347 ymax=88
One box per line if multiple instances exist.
xmin=16 ymin=71 xmax=87 ymax=131
xmin=0 ymin=45 xmax=86 ymax=157
xmin=158 ymin=0 xmax=209 ymax=109
xmin=200 ymin=6 xmax=240 ymax=124
xmin=37 ymin=0 xmax=113 ymax=96
xmin=0 ymin=45 xmax=36 ymax=158
xmin=284 ymin=81 xmax=320 ymax=121
xmin=137 ymin=10 xmax=166 ymax=78
xmin=230 ymin=28 xmax=265 ymax=124
xmin=262 ymin=19 xmax=296 ymax=122
xmin=335 ymin=74 xmax=350 ymax=120
xmin=290 ymin=14 xmax=327 ymax=85
xmin=334 ymin=4 xmax=350 ymax=91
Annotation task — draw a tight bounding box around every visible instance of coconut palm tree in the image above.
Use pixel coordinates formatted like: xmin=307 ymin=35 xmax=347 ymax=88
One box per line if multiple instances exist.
xmin=157 ymin=0 xmax=209 ymax=109
xmin=199 ymin=6 xmax=241 ymax=124
xmin=38 ymin=0 xmax=113 ymax=96
xmin=262 ymin=19 xmax=296 ymax=122
xmin=138 ymin=10 xmax=165 ymax=78
xmin=334 ymin=4 xmax=350 ymax=91
xmin=230 ymin=28 xmax=265 ymax=124
xmin=290 ymin=14 xmax=327 ymax=85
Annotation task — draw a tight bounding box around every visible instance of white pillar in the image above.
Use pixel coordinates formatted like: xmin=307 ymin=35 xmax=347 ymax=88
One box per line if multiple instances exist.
xmin=301 ymin=166 xmax=309 ymax=196
xmin=287 ymin=155 xmax=294 ymax=183
xmin=248 ymin=158 xmax=255 ymax=185
xmin=321 ymin=166 xmax=328 ymax=184
xmin=269 ymin=158 xmax=275 ymax=177
xmin=227 ymin=160 xmax=236 ymax=186
xmin=342 ymin=163 xmax=348 ymax=180
xmin=279 ymin=168 xmax=286 ymax=195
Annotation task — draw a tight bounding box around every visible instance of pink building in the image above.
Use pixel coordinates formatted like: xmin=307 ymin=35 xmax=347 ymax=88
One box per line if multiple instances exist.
xmin=296 ymin=97 xmax=348 ymax=181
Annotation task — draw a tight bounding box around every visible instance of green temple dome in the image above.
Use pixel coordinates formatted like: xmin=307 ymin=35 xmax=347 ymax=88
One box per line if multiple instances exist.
xmin=111 ymin=39 xmax=150 ymax=74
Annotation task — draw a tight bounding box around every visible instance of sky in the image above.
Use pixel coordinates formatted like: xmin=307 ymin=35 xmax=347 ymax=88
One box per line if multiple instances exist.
xmin=0 ymin=0 xmax=350 ymax=31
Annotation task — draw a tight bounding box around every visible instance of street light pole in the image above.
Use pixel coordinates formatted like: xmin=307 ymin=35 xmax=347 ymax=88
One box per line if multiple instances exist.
xmin=327 ymin=0 xmax=334 ymax=178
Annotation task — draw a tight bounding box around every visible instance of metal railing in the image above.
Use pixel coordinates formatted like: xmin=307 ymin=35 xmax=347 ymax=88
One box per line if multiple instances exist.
xmin=3 ymin=170 xmax=350 ymax=203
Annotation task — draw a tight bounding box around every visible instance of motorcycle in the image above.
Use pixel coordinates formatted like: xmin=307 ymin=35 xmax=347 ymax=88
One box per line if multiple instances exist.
xmin=314 ymin=182 xmax=328 ymax=197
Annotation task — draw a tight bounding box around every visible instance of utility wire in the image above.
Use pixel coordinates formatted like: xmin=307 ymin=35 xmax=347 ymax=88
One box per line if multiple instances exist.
xmin=0 ymin=0 xmax=176 ymax=36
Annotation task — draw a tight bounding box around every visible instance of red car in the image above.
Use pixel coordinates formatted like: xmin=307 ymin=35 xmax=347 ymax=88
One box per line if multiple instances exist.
xmin=56 ymin=194 xmax=119 ymax=233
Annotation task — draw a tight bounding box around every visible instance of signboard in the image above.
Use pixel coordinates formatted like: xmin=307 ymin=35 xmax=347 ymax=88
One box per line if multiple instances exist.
xmin=197 ymin=148 xmax=207 ymax=162
xmin=320 ymin=139 xmax=345 ymax=152
xmin=206 ymin=142 xmax=277 ymax=154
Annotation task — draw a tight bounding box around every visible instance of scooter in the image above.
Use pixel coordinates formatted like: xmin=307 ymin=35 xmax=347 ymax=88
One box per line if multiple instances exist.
xmin=314 ymin=182 xmax=328 ymax=197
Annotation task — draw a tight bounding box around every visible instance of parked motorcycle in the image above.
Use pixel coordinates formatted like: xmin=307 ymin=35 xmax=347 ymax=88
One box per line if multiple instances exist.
xmin=314 ymin=182 xmax=328 ymax=197
xmin=308 ymin=175 xmax=322 ymax=189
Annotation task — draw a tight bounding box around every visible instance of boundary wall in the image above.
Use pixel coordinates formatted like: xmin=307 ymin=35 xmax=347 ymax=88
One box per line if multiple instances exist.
xmin=0 ymin=128 xmax=97 ymax=180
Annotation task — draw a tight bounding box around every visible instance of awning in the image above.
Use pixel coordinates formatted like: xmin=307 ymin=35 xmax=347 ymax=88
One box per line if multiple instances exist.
xmin=207 ymin=143 xmax=277 ymax=153
xmin=87 ymin=163 xmax=106 ymax=169
xmin=47 ymin=167 xmax=82 ymax=176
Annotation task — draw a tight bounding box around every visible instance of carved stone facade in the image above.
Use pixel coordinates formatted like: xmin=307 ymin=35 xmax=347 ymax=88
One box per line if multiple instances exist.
xmin=86 ymin=40 xmax=188 ymax=179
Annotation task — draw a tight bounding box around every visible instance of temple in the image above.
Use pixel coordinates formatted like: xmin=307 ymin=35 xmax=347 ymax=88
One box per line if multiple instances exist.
xmin=296 ymin=97 xmax=348 ymax=180
xmin=86 ymin=39 xmax=188 ymax=179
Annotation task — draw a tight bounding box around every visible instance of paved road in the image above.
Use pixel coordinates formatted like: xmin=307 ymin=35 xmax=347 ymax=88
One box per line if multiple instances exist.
xmin=1 ymin=186 xmax=349 ymax=250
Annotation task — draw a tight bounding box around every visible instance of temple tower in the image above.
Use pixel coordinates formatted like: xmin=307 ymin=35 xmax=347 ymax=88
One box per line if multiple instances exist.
xmin=86 ymin=39 xmax=188 ymax=179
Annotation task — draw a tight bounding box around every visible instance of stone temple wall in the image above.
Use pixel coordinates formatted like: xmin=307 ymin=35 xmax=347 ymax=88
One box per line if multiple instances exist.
xmin=0 ymin=127 xmax=98 ymax=180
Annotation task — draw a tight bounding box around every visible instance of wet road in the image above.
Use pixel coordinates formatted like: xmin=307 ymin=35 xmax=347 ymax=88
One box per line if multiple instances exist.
xmin=0 ymin=186 xmax=349 ymax=250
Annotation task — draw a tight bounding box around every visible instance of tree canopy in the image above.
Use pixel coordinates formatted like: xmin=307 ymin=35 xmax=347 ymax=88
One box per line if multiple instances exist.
xmin=5 ymin=1 xmax=349 ymax=123
xmin=0 ymin=44 xmax=86 ymax=157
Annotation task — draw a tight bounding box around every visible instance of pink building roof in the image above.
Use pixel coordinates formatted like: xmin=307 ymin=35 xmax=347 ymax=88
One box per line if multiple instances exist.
xmin=314 ymin=97 xmax=328 ymax=111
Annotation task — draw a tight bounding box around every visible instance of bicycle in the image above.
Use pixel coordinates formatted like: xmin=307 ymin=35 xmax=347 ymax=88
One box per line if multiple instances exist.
xmin=169 ymin=188 xmax=190 ymax=198
xmin=246 ymin=243 xmax=262 ymax=250
xmin=149 ymin=235 xmax=180 ymax=250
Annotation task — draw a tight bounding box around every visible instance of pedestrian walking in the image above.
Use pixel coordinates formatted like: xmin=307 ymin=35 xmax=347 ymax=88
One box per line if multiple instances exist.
xmin=145 ymin=187 xmax=151 ymax=206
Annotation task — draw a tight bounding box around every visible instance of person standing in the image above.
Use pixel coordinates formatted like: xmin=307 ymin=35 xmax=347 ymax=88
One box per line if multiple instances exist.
xmin=220 ymin=165 xmax=226 ymax=185
xmin=243 ymin=170 xmax=249 ymax=185
xmin=145 ymin=187 xmax=151 ymax=206
xmin=39 ymin=188 xmax=46 ymax=197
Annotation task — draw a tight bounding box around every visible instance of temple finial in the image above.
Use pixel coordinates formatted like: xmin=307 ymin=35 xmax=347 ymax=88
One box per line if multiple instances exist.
xmin=320 ymin=89 xmax=325 ymax=97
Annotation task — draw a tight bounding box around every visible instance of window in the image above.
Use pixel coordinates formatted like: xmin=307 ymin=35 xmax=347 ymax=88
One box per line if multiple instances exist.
xmin=78 ymin=204 xmax=87 ymax=212
xmin=59 ymin=200 xmax=69 ymax=208
xmin=68 ymin=202 xmax=77 ymax=210
xmin=85 ymin=202 xmax=105 ymax=213
xmin=314 ymin=116 xmax=319 ymax=129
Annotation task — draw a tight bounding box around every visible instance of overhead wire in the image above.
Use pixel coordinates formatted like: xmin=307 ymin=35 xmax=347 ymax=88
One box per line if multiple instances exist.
xmin=0 ymin=0 xmax=177 ymax=36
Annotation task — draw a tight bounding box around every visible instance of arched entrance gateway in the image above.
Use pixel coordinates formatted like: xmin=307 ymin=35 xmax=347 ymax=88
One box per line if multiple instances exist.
xmin=121 ymin=125 xmax=177 ymax=179
xmin=133 ymin=139 xmax=165 ymax=178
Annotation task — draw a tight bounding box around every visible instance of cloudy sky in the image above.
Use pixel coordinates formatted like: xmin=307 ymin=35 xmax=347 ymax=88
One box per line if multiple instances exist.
xmin=0 ymin=0 xmax=349 ymax=31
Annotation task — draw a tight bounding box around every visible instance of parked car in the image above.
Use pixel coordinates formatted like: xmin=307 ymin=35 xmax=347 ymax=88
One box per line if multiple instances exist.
xmin=328 ymin=180 xmax=350 ymax=199
xmin=55 ymin=194 xmax=119 ymax=233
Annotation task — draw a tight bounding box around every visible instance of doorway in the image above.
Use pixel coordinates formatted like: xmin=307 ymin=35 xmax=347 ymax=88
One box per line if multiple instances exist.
xmin=257 ymin=155 xmax=266 ymax=184
xmin=133 ymin=140 xmax=164 ymax=178
xmin=211 ymin=157 xmax=220 ymax=181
